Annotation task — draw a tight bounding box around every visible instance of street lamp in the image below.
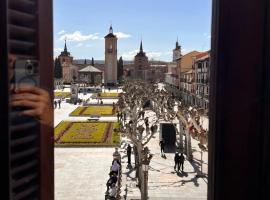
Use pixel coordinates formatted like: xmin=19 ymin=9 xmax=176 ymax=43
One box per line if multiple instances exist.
xmin=142 ymin=161 xmax=149 ymax=200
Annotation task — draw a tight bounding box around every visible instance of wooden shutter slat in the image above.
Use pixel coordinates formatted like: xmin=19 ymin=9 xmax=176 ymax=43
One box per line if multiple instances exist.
xmin=13 ymin=185 xmax=38 ymax=200
xmin=9 ymin=24 xmax=36 ymax=42
xmin=11 ymin=148 xmax=38 ymax=161
xmin=12 ymin=173 xmax=38 ymax=189
xmin=10 ymin=122 xmax=37 ymax=132
xmin=11 ymin=135 xmax=38 ymax=147
xmin=9 ymin=0 xmax=36 ymax=13
xmin=11 ymin=160 xmax=38 ymax=175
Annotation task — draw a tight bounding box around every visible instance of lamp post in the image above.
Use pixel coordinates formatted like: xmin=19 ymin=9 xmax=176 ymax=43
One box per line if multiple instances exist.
xmin=142 ymin=161 xmax=149 ymax=200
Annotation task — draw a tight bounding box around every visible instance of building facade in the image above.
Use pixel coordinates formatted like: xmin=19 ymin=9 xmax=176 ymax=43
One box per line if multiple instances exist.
xmin=57 ymin=40 xmax=78 ymax=83
xmin=195 ymin=51 xmax=210 ymax=110
xmin=104 ymin=25 xmax=118 ymax=85
xmin=78 ymin=65 xmax=103 ymax=85
xmin=132 ymin=40 xmax=150 ymax=80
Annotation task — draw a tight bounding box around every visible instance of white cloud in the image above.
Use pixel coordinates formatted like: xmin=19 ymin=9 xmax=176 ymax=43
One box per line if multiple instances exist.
xmin=146 ymin=51 xmax=162 ymax=59
xmin=54 ymin=48 xmax=62 ymax=54
xmin=58 ymin=30 xmax=66 ymax=35
xmin=164 ymin=51 xmax=173 ymax=56
xmin=121 ymin=50 xmax=138 ymax=60
xmin=75 ymin=43 xmax=83 ymax=47
xmin=59 ymin=31 xmax=100 ymax=42
xmin=114 ymin=32 xmax=132 ymax=39
xmin=86 ymin=44 xmax=92 ymax=47
xmin=122 ymin=50 xmax=168 ymax=60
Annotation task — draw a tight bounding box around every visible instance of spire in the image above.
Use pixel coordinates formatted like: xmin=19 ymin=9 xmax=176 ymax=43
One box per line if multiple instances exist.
xmin=175 ymin=37 xmax=180 ymax=50
xmin=64 ymin=38 xmax=68 ymax=53
xmin=109 ymin=25 xmax=113 ymax=34
xmin=140 ymin=40 xmax=143 ymax=52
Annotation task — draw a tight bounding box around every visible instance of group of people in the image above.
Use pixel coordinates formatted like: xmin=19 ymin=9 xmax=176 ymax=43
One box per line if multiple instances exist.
xmin=54 ymin=99 xmax=61 ymax=109
xmin=105 ymin=157 xmax=121 ymax=198
xmin=116 ymin=111 xmax=126 ymax=122
xmin=174 ymin=152 xmax=185 ymax=172
xmin=159 ymin=139 xmax=186 ymax=171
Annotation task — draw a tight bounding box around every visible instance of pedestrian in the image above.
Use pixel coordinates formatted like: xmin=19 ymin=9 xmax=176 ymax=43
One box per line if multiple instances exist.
xmin=141 ymin=110 xmax=145 ymax=119
xmin=54 ymin=100 xmax=57 ymax=109
xmin=159 ymin=139 xmax=165 ymax=156
xmin=123 ymin=112 xmax=126 ymax=121
xmin=100 ymin=100 xmax=103 ymax=104
xmin=120 ymin=112 xmax=123 ymax=120
xmin=174 ymin=152 xmax=180 ymax=171
xmin=58 ymin=99 xmax=61 ymax=109
xmin=106 ymin=173 xmax=118 ymax=194
xmin=179 ymin=153 xmax=185 ymax=171
xmin=145 ymin=117 xmax=149 ymax=127
xmin=109 ymin=87 xmax=111 ymax=92
xmin=127 ymin=144 xmax=132 ymax=165
xmin=117 ymin=112 xmax=120 ymax=122
xmin=111 ymin=159 xmax=120 ymax=175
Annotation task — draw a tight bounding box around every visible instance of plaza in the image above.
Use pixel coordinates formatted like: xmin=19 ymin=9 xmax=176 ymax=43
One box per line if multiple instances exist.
xmin=54 ymin=85 xmax=208 ymax=200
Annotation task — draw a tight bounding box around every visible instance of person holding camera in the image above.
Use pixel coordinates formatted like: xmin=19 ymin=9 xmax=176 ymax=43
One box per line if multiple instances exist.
xmin=9 ymin=54 xmax=53 ymax=127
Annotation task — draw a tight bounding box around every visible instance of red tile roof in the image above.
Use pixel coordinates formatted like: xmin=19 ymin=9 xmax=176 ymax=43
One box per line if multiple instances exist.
xmin=195 ymin=51 xmax=210 ymax=59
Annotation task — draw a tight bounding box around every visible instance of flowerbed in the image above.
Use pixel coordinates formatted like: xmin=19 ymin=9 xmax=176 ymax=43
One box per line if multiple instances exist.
xmin=69 ymin=106 xmax=115 ymax=116
xmin=92 ymin=92 xmax=120 ymax=98
xmin=54 ymin=92 xmax=71 ymax=98
xmin=54 ymin=121 xmax=120 ymax=146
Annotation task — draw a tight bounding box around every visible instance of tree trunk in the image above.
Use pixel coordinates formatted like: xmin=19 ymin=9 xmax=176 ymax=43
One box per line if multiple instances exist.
xmin=185 ymin=129 xmax=193 ymax=160
xmin=178 ymin=122 xmax=184 ymax=152
xmin=133 ymin=146 xmax=139 ymax=179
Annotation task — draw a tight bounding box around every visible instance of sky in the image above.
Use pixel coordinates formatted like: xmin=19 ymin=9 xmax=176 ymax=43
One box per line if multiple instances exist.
xmin=53 ymin=0 xmax=212 ymax=62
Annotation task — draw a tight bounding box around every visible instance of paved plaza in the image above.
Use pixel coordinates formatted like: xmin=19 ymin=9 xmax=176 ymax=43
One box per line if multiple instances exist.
xmin=54 ymin=86 xmax=208 ymax=200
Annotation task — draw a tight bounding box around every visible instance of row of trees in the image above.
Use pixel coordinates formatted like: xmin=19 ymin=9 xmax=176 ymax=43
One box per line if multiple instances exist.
xmin=118 ymin=80 xmax=208 ymax=200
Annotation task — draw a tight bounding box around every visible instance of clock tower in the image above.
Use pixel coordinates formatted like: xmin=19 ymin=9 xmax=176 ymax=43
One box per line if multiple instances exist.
xmin=173 ymin=38 xmax=181 ymax=62
xmin=104 ymin=25 xmax=118 ymax=86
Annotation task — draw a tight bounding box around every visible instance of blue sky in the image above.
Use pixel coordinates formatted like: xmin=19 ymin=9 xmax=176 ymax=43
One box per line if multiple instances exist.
xmin=53 ymin=0 xmax=212 ymax=61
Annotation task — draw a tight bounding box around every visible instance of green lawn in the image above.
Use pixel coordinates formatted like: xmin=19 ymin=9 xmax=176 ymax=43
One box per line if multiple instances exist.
xmin=70 ymin=106 xmax=115 ymax=116
xmin=54 ymin=121 xmax=120 ymax=146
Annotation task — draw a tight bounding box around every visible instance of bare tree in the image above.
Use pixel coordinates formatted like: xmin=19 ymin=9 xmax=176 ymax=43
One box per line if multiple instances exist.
xmin=118 ymin=80 xmax=208 ymax=199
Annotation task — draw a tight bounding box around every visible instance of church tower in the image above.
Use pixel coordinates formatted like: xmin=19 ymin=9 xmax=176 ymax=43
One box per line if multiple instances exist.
xmin=104 ymin=25 xmax=118 ymax=85
xmin=58 ymin=39 xmax=73 ymax=65
xmin=173 ymin=37 xmax=181 ymax=62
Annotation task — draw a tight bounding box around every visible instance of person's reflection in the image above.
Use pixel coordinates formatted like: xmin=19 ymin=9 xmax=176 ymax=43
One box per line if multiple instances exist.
xmin=9 ymin=54 xmax=53 ymax=127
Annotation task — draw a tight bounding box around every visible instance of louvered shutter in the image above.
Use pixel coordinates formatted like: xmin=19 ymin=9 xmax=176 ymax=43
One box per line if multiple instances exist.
xmin=8 ymin=0 xmax=40 ymax=199
xmin=4 ymin=0 xmax=54 ymax=199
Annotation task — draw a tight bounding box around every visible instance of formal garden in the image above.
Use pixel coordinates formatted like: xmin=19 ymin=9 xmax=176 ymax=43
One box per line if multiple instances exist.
xmin=69 ymin=105 xmax=116 ymax=116
xmin=92 ymin=92 xmax=120 ymax=99
xmin=54 ymin=121 xmax=120 ymax=147
xmin=54 ymin=92 xmax=71 ymax=99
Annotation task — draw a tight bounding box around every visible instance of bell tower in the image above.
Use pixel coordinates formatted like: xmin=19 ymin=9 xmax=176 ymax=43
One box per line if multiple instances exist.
xmin=173 ymin=37 xmax=181 ymax=62
xmin=104 ymin=25 xmax=118 ymax=85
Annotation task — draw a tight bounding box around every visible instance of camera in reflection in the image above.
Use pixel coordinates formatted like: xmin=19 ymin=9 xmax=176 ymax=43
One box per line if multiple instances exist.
xmin=14 ymin=59 xmax=39 ymax=86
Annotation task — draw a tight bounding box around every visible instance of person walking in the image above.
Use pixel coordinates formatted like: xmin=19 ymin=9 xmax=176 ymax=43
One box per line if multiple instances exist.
xmin=117 ymin=112 xmax=120 ymax=122
xmin=58 ymin=99 xmax=61 ymax=109
xmin=179 ymin=153 xmax=185 ymax=172
xmin=159 ymin=139 xmax=165 ymax=156
xmin=54 ymin=100 xmax=57 ymax=109
xmin=174 ymin=152 xmax=180 ymax=171
xmin=127 ymin=144 xmax=132 ymax=165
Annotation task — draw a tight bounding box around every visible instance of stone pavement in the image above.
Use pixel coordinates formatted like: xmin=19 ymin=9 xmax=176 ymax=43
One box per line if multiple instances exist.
xmin=120 ymin=112 xmax=208 ymax=200
xmin=54 ymin=86 xmax=208 ymax=200
xmin=55 ymin=148 xmax=115 ymax=200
